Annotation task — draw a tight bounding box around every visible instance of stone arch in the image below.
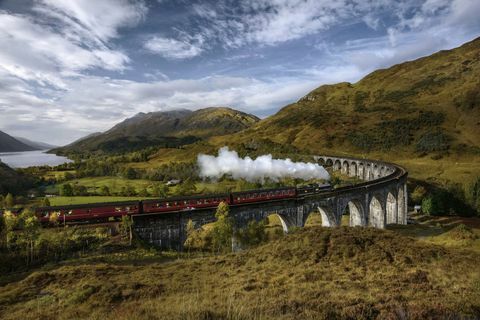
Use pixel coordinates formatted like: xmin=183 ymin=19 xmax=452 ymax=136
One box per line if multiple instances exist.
xmin=398 ymin=185 xmax=406 ymax=225
xmin=365 ymin=164 xmax=373 ymax=180
xmin=318 ymin=206 xmax=337 ymax=227
xmin=318 ymin=158 xmax=326 ymax=165
xmin=266 ymin=212 xmax=293 ymax=233
xmin=342 ymin=160 xmax=349 ymax=175
xmin=349 ymin=162 xmax=358 ymax=177
xmin=369 ymin=195 xmax=385 ymax=228
xmin=357 ymin=162 xmax=364 ymax=180
xmin=334 ymin=160 xmax=341 ymax=171
xmin=379 ymin=166 xmax=386 ymax=178
xmin=386 ymin=192 xmax=397 ymax=224
xmin=347 ymin=200 xmax=365 ymax=226
xmin=373 ymin=165 xmax=380 ymax=179
xmin=326 ymin=158 xmax=334 ymax=167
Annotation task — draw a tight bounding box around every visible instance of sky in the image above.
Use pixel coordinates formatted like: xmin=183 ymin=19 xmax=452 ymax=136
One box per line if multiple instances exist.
xmin=0 ymin=0 xmax=479 ymax=145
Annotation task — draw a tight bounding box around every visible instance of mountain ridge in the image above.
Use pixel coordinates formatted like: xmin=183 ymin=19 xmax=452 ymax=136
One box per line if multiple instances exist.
xmin=219 ymin=36 xmax=480 ymax=157
xmin=14 ymin=137 xmax=57 ymax=150
xmin=54 ymin=107 xmax=260 ymax=154
xmin=0 ymin=130 xmax=38 ymax=152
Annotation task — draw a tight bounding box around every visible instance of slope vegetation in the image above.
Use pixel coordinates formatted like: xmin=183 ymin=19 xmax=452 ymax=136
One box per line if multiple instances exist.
xmin=0 ymin=162 xmax=33 ymax=195
xmin=55 ymin=107 xmax=259 ymax=154
xmin=238 ymin=37 xmax=480 ymax=157
xmin=0 ymin=227 xmax=478 ymax=319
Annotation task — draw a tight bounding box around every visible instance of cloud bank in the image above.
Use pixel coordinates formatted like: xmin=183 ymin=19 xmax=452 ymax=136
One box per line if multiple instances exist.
xmin=198 ymin=147 xmax=330 ymax=182
xmin=0 ymin=0 xmax=478 ymax=144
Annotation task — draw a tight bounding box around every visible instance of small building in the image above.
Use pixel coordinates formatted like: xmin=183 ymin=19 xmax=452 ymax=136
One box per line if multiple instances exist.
xmin=414 ymin=205 xmax=422 ymax=213
xmin=166 ymin=179 xmax=182 ymax=186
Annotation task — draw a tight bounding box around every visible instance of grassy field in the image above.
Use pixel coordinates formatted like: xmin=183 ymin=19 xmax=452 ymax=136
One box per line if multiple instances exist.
xmin=0 ymin=215 xmax=479 ymax=319
xmin=45 ymin=177 xmax=156 ymax=195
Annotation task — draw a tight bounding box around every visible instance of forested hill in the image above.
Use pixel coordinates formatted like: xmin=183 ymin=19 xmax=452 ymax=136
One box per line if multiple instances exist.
xmin=0 ymin=162 xmax=33 ymax=195
xmin=0 ymin=130 xmax=38 ymax=152
xmin=226 ymin=37 xmax=480 ymax=158
xmin=54 ymin=107 xmax=259 ymax=154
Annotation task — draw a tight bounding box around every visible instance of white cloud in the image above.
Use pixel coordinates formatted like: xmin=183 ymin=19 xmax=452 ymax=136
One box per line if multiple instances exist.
xmin=144 ymin=36 xmax=204 ymax=59
xmin=0 ymin=1 xmax=146 ymax=87
xmin=0 ymin=0 xmax=479 ymax=146
xmin=35 ymin=0 xmax=147 ymax=45
xmin=189 ymin=0 xmax=399 ymax=48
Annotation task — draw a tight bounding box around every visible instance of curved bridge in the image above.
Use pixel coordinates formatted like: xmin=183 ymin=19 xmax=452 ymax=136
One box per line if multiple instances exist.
xmin=134 ymin=155 xmax=408 ymax=249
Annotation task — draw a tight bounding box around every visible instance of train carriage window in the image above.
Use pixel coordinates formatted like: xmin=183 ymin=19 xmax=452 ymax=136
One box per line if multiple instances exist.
xmin=126 ymin=207 xmax=131 ymax=211
xmin=115 ymin=207 xmax=122 ymax=212
xmin=166 ymin=202 xmax=170 ymax=207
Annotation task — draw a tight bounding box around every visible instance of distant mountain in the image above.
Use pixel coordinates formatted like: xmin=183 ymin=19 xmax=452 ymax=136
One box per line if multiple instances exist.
xmin=14 ymin=136 xmax=57 ymax=150
xmin=0 ymin=130 xmax=38 ymax=152
xmin=54 ymin=107 xmax=259 ymax=154
xmin=220 ymin=37 xmax=480 ymax=157
xmin=59 ymin=132 xmax=102 ymax=148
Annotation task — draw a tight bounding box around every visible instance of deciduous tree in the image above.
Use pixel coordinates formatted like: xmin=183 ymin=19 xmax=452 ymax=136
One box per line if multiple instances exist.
xmin=5 ymin=193 xmax=14 ymax=208
xmin=210 ymin=202 xmax=233 ymax=253
xmin=120 ymin=215 xmax=134 ymax=246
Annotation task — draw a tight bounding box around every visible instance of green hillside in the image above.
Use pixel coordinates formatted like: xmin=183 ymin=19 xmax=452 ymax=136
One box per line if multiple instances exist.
xmin=0 ymin=130 xmax=37 ymax=152
xmin=54 ymin=107 xmax=259 ymax=154
xmin=145 ymin=37 xmax=480 ymax=185
xmin=0 ymin=162 xmax=33 ymax=195
xmin=233 ymin=37 xmax=480 ymax=157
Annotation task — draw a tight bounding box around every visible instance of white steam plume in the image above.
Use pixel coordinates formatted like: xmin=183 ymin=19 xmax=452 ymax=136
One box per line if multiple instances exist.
xmin=197 ymin=147 xmax=330 ymax=182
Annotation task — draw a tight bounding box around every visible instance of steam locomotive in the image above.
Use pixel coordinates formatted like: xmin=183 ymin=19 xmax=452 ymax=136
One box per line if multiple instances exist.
xmin=35 ymin=184 xmax=331 ymax=225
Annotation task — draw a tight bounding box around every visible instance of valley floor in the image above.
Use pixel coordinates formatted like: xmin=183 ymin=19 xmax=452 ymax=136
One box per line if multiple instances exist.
xmin=0 ymin=215 xmax=480 ymax=319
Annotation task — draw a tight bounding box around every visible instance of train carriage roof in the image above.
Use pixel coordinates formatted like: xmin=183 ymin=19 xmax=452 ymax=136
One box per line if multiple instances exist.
xmin=142 ymin=193 xmax=229 ymax=204
xmin=231 ymin=186 xmax=296 ymax=196
xmin=36 ymin=200 xmax=140 ymax=211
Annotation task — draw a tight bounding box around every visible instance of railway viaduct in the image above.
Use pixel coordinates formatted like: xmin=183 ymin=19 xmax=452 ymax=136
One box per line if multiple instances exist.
xmin=133 ymin=155 xmax=408 ymax=250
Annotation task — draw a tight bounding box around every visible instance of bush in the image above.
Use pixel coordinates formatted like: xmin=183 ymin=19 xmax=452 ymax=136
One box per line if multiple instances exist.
xmin=235 ymin=220 xmax=267 ymax=248
xmin=60 ymin=184 xmax=74 ymax=196
xmin=421 ymin=197 xmax=436 ymax=215
xmin=465 ymin=177 xmax=480 ymax=215
xmin=415 ymin=130 xmax=450 ymax=153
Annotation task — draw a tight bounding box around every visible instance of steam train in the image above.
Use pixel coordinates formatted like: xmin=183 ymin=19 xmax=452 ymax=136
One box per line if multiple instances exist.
xmin=35 ymin=184 xmax=331 ymax=225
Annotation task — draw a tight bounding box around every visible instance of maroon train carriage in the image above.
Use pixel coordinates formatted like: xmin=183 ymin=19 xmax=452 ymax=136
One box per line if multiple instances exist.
xmin=35 ymin=200 xmax=140 ymax=224
xmin=230 ymin=187 xmax=296 ymax=205
xmin=142 ymin=193 xmax=230 ymax=214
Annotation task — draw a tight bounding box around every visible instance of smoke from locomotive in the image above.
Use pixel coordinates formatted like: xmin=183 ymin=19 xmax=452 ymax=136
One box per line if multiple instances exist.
xmin=197 ymin=147 xmax=330 ymax=182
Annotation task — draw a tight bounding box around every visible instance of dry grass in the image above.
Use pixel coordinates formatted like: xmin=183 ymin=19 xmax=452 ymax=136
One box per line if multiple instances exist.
xmin=1 ymin=224 xmax=479 ymax=320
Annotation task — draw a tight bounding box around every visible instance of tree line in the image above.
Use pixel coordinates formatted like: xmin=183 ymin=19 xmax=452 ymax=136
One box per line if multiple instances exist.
xmin=410 ymin=176 xmax=480 ymax=216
